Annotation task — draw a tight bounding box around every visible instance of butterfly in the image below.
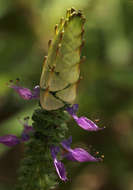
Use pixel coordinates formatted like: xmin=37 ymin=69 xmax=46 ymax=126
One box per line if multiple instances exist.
xmin=40 ymin=8 xmax=85 ymax=110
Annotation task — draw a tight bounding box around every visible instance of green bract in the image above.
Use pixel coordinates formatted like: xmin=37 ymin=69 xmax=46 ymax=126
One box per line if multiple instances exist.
xmin=40 ymin=8 xmax=85 ymax=110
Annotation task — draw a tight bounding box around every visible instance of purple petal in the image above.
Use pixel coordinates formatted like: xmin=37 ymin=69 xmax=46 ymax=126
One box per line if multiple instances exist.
xmin=21 ymin=126 xmax=33 ymax=142
xmin=66 ymin=104 xmax=103 ymax=131
xmin=19 ymin=118 xmax=34 ymax=142
xmin=23 ymin=125 xmax=34 ymax=134
xmin=61 ymin=137 xmax=100 ymax=163
xmin=66 ymin=104 xmax=79 ymax=115
xmin=32 ymin=85 xmax=40 ymax=98
xmin=51 ymin=146 xmax=67 ymax=181
xmin=54 ymin=158 xmax=67 ymax=181
xmin=63 ymin=152 xmax=77 ymax=161
xmin=9 ymin=83 xmax=40 ymax=100
xmin=74 ymin=117 xmax=102 ymax=131
xmin=65 ymin=148 xmax=100 ymax=162
xmin=61 ymin=136 xmax=72 ymax=150
xmin=11 ymin=85 xmax=33 ymax=100
xmin=51 ymin=146 xmax=60 ymax=159
xmin=21 ymin=133 xmax=30 ymax=142
xmin=0 ymin=135 xmax=20 ymax=147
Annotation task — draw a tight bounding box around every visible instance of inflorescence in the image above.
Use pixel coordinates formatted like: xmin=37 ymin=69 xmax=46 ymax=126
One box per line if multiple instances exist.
xmin=0 ymin=82 xmax=104 ymax=181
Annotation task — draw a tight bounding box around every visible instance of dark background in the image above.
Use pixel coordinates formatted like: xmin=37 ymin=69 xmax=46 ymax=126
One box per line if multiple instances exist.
xmin=0 ymin=0 xmax=133 ymax=190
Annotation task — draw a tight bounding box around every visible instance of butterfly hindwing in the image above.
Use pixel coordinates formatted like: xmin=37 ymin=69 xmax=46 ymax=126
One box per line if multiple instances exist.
xmin=40 ymin=8 xmax=85 ymax=110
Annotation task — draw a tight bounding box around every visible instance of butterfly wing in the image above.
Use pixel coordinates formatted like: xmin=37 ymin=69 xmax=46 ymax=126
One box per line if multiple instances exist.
xmin=40 ymin=8 xmax=85 ymax=110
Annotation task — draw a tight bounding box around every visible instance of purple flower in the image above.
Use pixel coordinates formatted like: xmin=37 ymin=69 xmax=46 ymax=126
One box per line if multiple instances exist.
xmin=67 ymin=104 xmax=79 ymax=115
xmin=61 ymin=136 xmax=100 ymax=162
xmin=0 ymin=117 xmax=34 ymax=147
xmin=51 ymin=146 xmax=67 ymax=181
xmin=50 ymin=137 xmax=101 ymax=181
xmin=18 ymin=117 xmax=34 ymax=142
xmin=66 ymin=104 xmax=103 ymax=131
xmin=0 ymin=135 xmax=20 ymax=147
xmin=32 ymin=85 xmax=40 ymax=99
xmin=8 ymin=80 xmax=40 ymax=100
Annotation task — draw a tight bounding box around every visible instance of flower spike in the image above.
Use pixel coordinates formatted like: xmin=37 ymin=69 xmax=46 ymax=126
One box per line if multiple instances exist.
xmin=61 ymin=137 xmax=100 ymax=162
xmin=66 ymin=104 xmax=103 ymax=131
xmin=51 ymin=146 xmax=67 ymax=181
xmin=8 ymin=80 xmax=40 ymax=100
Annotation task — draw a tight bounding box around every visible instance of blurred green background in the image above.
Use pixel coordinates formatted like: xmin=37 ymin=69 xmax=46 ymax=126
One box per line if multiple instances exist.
xmin=0 ymin=0 xmax=133 ymax=189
